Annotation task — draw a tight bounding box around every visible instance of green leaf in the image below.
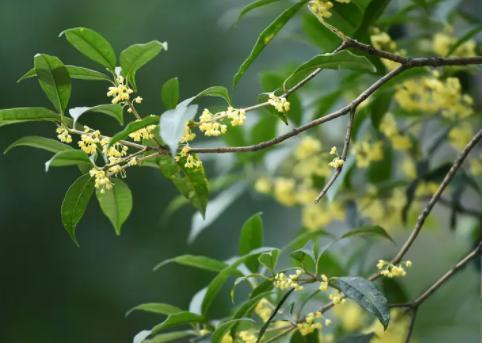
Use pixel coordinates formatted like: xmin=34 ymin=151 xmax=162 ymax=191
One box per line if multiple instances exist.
xmin=239 ymin=213 xmax=264 ymax=272
xmin=233 ymin=1 xmax=307 ymax=86
xmin=238 ymin=0 xmax=282 ymax=20
xmin=45 ymin=150 xmax=92 ymax=171
xmin=196 ymin=86 xmax=232 ymax=105
xmin=340 ymin=225 xmax=394 ymax=244
xmin=258 ymin=248 xmax=280 ymax=273
xmin=287 ymin=50 xmax=376 ymax=85
xmin=338 ymin=333 xmax=375 ymax=343
xmin=61 ymin=27 xmax=116 ymax=69
xmin=4 ymin=136 xmax=72 ymax=154
xmin=34 ymin=54 xmax=71 ymax=114
xmin=290 ymin=240 xmax=316 ymax=272
xmin=158 ymin=155 xmax=209 ymax=216
xmin=126 ymin=303 xmax=183 ymax=317
xmin=18 ymin=65 xmax=111 ymax=83
xmin=109 ymin=115 xmax=159 ymax=147
xmin=330 ymin=276 xmax=390 ymax=329
xmin=142 ymin=331 xmax=195 ymax=343
xmin=159 ymin=98 xmax=198 ymax=156
xmin=161 ymin=77 xmax=180 ymax=110
xmin=69 ymin=104 xmax=124 ymax=125
xmin=96 ymin=178 xmax=132 ymax=235
xmin=153 ymin=255 xmax=227 ymax=272
xmin=61 ymin=174 xmax=95 ymax=245
xmin=150 ymin=311 xmax=204 ymax=336
xmin=446 ymin=24 xmax=482 ymax=57
xmin=290 ymin=330 xmax=320 ymax=343
xmin=212 ymin=319 xmax=255 ymax=343
xmin=120 ymin=40 xmax=168 ymax=89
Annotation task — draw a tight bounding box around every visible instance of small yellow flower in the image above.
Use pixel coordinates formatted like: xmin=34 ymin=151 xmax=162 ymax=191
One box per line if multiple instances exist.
xmin=329 ymin=146 xmax=337 ymax=155
xmin=328 ymin=157 xmax=344 ymax=169
xmin=221 ymin=334 xmax=233 ymax=343
xmin=295 ymin=136 xmax=322 ymax=160
xmin=239 ymin=330 xmax=257 ymax=343
xmin=273 ymin=269 xmax=304 ymax=291
xmin=319 ymin=274 xmax=329 ymax=291
xmin=254 ymin=298 xmax=273 ymax=322
xmin=226 ymin=107 xmax=246 ymax=126
xmin=274 ymin=178 xmax=297 ymax=206
xmin=199 ymin=108 xmax=228 ymax=136
xmin=329 ymin=291 xmax=345 ymax=305
xmin=308 ymin=0 xmax=334 ymax=19
xmin=180 ymin=123 xmax=196 ymax=143
xmin=89 ymin=168 xmax=113 ymax=193
xmin=254 ymin=177 xmax=272 ymax=194
xmin=267 ymin=93 xmax=290 ymax=113
xmin=128 ymin=124 xmax=156 ymax=142
xmin=56 ymin=125 xmax=72 ymax=143
xmin=297 ymin=311 xmax=322 ymax=336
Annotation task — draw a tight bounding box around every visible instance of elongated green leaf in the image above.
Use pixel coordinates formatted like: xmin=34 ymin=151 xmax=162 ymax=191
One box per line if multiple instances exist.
xmin=158 ymin=155 xmax=208 ymax=216
xmin=153 ymin=255 xmax=227 ymax=272
xmin=69 ymin=104 xmax=124 ymax=125
xmin=18 ymin=65 xmax=111 ymax=83
xmin=330 ymin=277 xmax=390 ymax=328
xmin=4 ymin=136 xmax=72 ymax=154
xmin=96 ymin=178 xmax=132 ymax=235
xmin=120 ymin=40 xmax=168 ymax=89
xmin=238 ymin=0 xmax=282 ymax=20
xmin=0 ymin=107 xmax=60 ymax=127
xmin=239 ymin=213 xmax=264 ymax=272
xmin=34 ymin=54 xmax=71 ymax=114
xmin=61 ymin=27 xmax=116 ymax=69
xmin=61 ymin=174 xmax=95 ymax=245
xmin=150 ymin=311 xmax=204 ymax=336
xmin=161 ymin=77 xmax=180 ymax=110
xmin=143 ymin=330 xmax=195 ymax=343
xmin=109 ymin=115 xmax=159 ymax=147
xmin=126 ymin=303 xmax=183 ymax=317
xmin=45 ymin=150 xmax=92 ymax=171
xmin=290 ymin=240 xmax=316 ymax=272
xmin=340 ymin=225 xmax=394 ymax=244
xmin=196 ymin=86 xmax=232 ymax=105
xmin=159 ymin=98 xmax=198 ymax=156
xmin=233 ymin=1 xmax=307 ymax=86
xmin=447 ymin=24 xmax=482 ymax=56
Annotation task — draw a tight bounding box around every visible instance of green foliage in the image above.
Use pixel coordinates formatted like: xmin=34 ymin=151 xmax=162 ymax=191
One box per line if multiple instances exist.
xmin=18 ymin=65 xmax=111 ymax=83
xmin=45 ymin=150 xmax=92 ymax=171
xmin=96 ymin=179 xmax=133 ymax=235
xmin=4 ymin=136 xmax=72 ymax=154
xmin=239 ymin=212 xmax=264 ymax=272
xmin=153 ymin=255 xmax=227 ymax=272
xmin=161 ymin=77 xmax=180 ymax=109
xmin=69 ymin=104 xmax=124 ymax=126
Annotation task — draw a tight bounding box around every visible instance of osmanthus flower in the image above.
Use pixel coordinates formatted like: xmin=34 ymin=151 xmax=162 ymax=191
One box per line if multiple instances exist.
xmin=220 ymin=334 xmax=233 ymax=343
xmin=377 ymin=259 xmax=412 ymax=278
xmin=180 ymin=123 xmax=196 ymax=143
xmin=56 ymin=125 xmax=72 ymax=143
xmin=366 ymin=309 xmax=413 ymax=343
xmin=329 ymin=290 xmax=346 ymax=305
xmin=433 ymin=30 xmax=476 ymax=58
xmin=297 ymin=311 xmax=322 ymax=336
xmin=351 ymin=140 xmax=384 ymax=168
xmin=107 ymin=75 xmax=134 ymax=105
xmin=273 ymin=269 xmax=304 ymax=291
xmin=254 ymin=177 xmax=272 ymax=194
xmin=128 ymin=124 xmax=156 ymax=142
xmin=448 ymin=122 xmax=474 ymax=151
xmin=175 ymin=145 xmax=202 ymax=169
xmin=319 ymin=274 xmax=329 ymax=291
xmin=267 ymin=93 xmax=290 ymax=113
xmin=380 ymin=114 xmax=412 ymax=151
xmin=302 ymin=201 xmax=345 ymax=231
xmin=89 ymin=168 xmax=113 ymax=193
xmin=78 ymin=127 xmax=101 ymax=155
xmin=414 ymin=181 xmax=439 ymax=198
xmin=333 ymin=300 xmax=366 ymax=332
xmin=238 ymin=330 xmax=257 ymax=343
xmin=254 ymin=298 xmax=273 ymax=322
xmin=308 ymin=0 xmax=351 ymax=19
xmin=198 ymin=108 xmax=228 ymax=136
xmin=370 ymin=28 xmax=405 ymax=70
xmin=226 ymin=106 xmax=246 ymax=126
xmin=294 ymin=136 xmax=322 ymax=160
xmin=274 ymin=177 xmax=297 ymax=206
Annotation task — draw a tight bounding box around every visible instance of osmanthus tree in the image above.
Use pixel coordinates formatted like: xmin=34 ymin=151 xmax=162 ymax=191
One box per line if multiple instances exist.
xmin=1 ymin=0 xmax=481 ymax=342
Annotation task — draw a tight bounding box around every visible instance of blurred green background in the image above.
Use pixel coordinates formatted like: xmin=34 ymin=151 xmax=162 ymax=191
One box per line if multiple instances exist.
xmin=0 ymin=1 xmax=479 ymax=342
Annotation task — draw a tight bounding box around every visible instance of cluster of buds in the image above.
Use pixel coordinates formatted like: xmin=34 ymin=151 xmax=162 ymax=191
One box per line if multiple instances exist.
xmin=329 ymin=291 xmax=345 ymax=305
xmin=180 ymin=123 xmax=196 ymax=143
xmin=238 ymin=330 xmax=257 ymax=343
xmin=328 ymin=145 xmax=344 ymax=169
xmin=176 ymin=145 xmax=202 ymax=169
xmin=78 ymin=126 xmax=102 ymax=155
xmin=56 ymin=125 xmax=72 ymax=143
xmin=89 ymin=168 xmax=113 ymax=193
xmin=319 ymin=274 xmax=329 ymax=291
xmin=226 ymin=106 xmax=246 ymax=126
xmin=297 ymin=311 xmax=322 ymax=336
xmin=268 ymin=93 xmax=290 ymax=113
xmin=377 ymin=259 xmax=412 ymax=278
xmin=273 ymin=269 xmax=304 ymax=291
xmin=128 ymin=124 xmax=156 ymax=142
xmin=198 ymin=109 xmax=228 ymax=136
xmin=308 ymin=0 xmax=351 ymax=19
xmin=254 ymin=298 xmax=273 ymax=322
xmin=107 ymin=75 xmax=134 ymax=105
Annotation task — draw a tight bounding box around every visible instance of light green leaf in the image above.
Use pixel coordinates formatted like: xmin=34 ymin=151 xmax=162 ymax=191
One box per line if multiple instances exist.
xmin=69 ymin=104 xmax=124 ymax=125
xmin=238 ymin=0 xmax=282 ymax=20
xmin=34 ymin=54 xmax=71 ymax=114
xmin=258 ymin=249 xmax=280 ymax=272
xmin=120 ymin=40 xmax=168 ymax=89
xmin=239 ymin=213 xmax=264 ymax=272
xmin=142 ymin=330 xmax=195 ymax=343
xmin=96 ymin=178 xmax=132 ymax=235
xmin=150 ymin=311 xmax=204 ymax=336
xmin=330 ymin=277 xmax=390 ymax=329
xmin=4 ymin=136 xmax=72 ymax=154
xmin=0 ymin=107 xmax=60 ymax=127
xmin=340 ymin=225 xmax=394 ymax=244
xmin=61 ymin=27 xmax=116 ymax=69
xmin=109 ymin=115 xmax=159 ymax=147
xmin=158 ymin=155 xmax=208 ymax=216
xmin=61 ymin=174 xmax=95 ymax=245
xmin=161 ymin=77 xmax=180 ymax=110
xmin=233 ymin=1 xmax=307 ymax=86
xmin=159 ymin=98 xmax=198 ymax=156
xmin=18 ymin=65 xmax=111 ymax=83
xmin=45 ymin=150 xmax=92 ymax=171
xmin=447 ymin=24 xmax=482 ymax=56
xmin=153 ymin=255 xmax=227 ymax=272
xmin=126 ymin=303 xmax=183 ymax=317
xmin=196 ymin=86 xmax=232 ymax=105
xmin=290 ymin=240 xmax=316 ymax=272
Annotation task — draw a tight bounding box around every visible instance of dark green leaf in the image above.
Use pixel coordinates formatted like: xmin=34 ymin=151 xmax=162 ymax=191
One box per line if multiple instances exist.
xmin=340 ymin=225 xmax=394 ymax=244
xmin=330 ymin=276 xmax=390 ymax=328
xmin=233 ymin=1 xmax=307 ymax=86
xmin=153 ymin=255 xmax=227 ymax=272
xmin=109 ymin=115 xmax=159 ymax=147
xmin=238 ymin=0 xmax=282 ymax=20
xmin=34 ymin=54 xmax=71 ymax=114
xmin=69 ymin=104 xmax=124 ymax=125
xmin=96 ymin=178 xmax=132 ymax=235
xmin=61 ymin=27 xmax=116 ymax=69
xmin=196 ymin=86 xmax=232 ymax=105
xmin=45 ymin=150 xmax=92 ymax=171
xmin=290 ymin=329 xmax=320 ymax=343
xmin=61 ymin=174 xmax=95 ymax=245
xmin=150 ymin=311 xmax=204 ymax=336
xmin=120 ymin=40 xmax=168 ymax=89
xmin=4 ymin=136 xmax=72 ymax=154
xmin=18 ymin=65 xmax=111 ymax=83
xmin=161 ymin=77 xmax=180 ymax=110
xmin=239 ymin=212 xmax=264 ymax=272
xmin=290 ymin=240 xmax=316 ymax=272
xmin=126 ymin=303 xmax=183 ymax=317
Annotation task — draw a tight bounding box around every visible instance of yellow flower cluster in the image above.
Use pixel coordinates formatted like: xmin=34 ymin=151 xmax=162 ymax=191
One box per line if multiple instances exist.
xmin=351 ymin=140 xmax=383 ymax=168
xmin=297 ymin=311 xmax=322 ymax=336
xmin=302 ymin=201 xmax=344 ymax=231
xmin=319 ymin=274 xmax=329 ymax=291
xmin=273 ymin=177 xmax=297 ymax=206
xmin=433 ymin=32 xmax=476 ymax=58
xmin=254 ymin=298 xmax=273 ymax=322
xmin=199 ymin=109 xmax=227 ymax=136
xmin=448 ymin=122 xmax=474 ymax=150
xmin=333 ymin=301 xmax=365 ymax=332
xmin=268 ymin=93 xmax=290 ymax=113
xmin=370 ymin=29 xmax=404 ymax=70
xmin=380 ymin=114 xmax=412 ymax=151
xmin=180 ymin=123 xmax=196 ymax=143
xmin=415 ymin=181 xmax=438 ymax=198
xmin=56 ymin=125 xmax=72 ymax=143
xmin=220 ymin=334 xmax=233 ymax=343
xmin=308 ymin=0 xmax=351 ymax=19
xmin=377 ymin=259 xmax=412 ymax=278
xmin=226 ymin=107 xmax=247 ymax=126
xmin=329 ymin=291 xmax=345 ymax=305
xmin=107 ymin=75 xmax=134 ymax=105
xmin=89 ymin=168 xmax=113 ymax=193
xmin=175 ymin=145 xmax=202 ymax=169
xmin=295 ymin=136 xmax=322 ymax=160
xmin=368 ymin=309 xmax=412 ymax=343
xmin=128 ymin=124 xmax=156 ymax=142
xmin=254 ymin=177 xmax=272 ymax=194
xmin=273 ymin=269 xmax=304 ymax=291
xmin=78 ymin=127 xmax=102 ymax=155
xmin=394 ymin=75 xmax=473 ymax=120
xmin=238 ymin=330 xmax=257 ymax=343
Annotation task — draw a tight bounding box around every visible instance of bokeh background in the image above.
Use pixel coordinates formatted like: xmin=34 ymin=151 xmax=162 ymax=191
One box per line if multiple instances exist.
xmin=0 ymin=1 xmax=480 ymax=342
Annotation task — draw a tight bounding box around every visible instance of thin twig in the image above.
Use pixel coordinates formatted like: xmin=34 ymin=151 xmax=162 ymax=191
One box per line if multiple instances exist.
xmin=403 ymin=308 xmax=418 ymax=343
xmin=256 ymin=288 xmax=294 ymax=343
